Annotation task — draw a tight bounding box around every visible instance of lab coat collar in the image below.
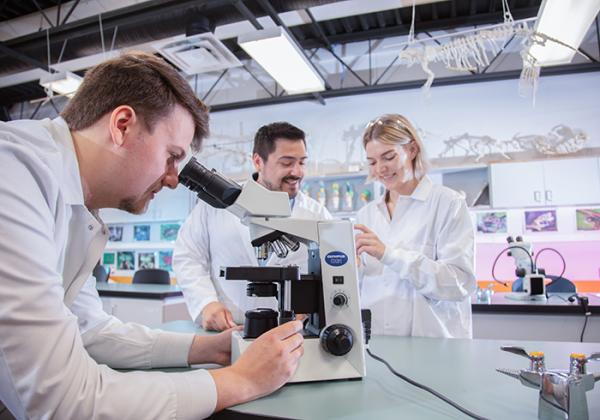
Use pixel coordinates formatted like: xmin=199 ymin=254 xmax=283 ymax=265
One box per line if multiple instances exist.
xmin=376 ymin=175 xmax=433 ymax=208
xmin=43 ymin=117 xmax=85 ymax=206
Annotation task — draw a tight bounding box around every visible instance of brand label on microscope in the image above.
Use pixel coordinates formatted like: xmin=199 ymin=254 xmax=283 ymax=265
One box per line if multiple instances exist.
xmin=325 ymin=251 xmax=348 ymax=267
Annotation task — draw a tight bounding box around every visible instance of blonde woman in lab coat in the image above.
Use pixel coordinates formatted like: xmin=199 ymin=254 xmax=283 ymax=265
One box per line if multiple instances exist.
xmin=355 ymin=114 xmax=476 ymax=338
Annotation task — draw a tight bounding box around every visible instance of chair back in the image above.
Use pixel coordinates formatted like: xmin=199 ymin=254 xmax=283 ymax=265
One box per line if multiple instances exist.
xmin=93 ymin=263 xmax=110 ymax=283
xmin=132 ymin=268 xmax=170 ymax=285
xmin=545 ymin=275 xmax=576 ymax=293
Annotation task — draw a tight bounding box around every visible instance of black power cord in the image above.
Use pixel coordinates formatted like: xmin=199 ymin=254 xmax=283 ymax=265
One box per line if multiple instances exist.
xmin=545 ymin=294 xmax=591 ymax=342
xmin=366 ymin=348 xmax=489 ymax=420
xmin=491 ymin=245 xmax=536 ymax=287
xmin=575 ymin=296 xmax=591 ymax=342
xmin=534 ymin=247 xmax=566 ymax=280
xmin=360 ymin=310 xmax=488 ymax=420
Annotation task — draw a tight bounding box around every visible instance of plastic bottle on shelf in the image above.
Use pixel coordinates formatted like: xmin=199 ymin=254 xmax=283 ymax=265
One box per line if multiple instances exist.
xmin=316 ymin=181 xmax=327 ymax=207
xmin=331 ymin=183 xmax=340 ymax=212
xmin=301 ymin=183 xmax=311 ymax=199
xmin=359 ymin=189 xmax=372 ymax=208
xmin=343 ymin=182 xmax=354 ymax=212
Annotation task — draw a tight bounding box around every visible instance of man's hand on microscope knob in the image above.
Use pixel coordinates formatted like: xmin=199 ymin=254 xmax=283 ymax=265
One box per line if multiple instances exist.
xmin=201 ymin=301 xmax=238 ymax=331
xmin=209 ymin=320 xmax=304 ymax=411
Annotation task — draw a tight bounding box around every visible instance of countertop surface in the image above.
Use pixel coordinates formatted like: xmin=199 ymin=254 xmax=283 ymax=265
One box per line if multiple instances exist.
xmin=472 ymin=292 xmax=600 ymax=314
xmin=96 ymin=282 xmax=182 ymax=299
xmin=161 ymin=320 xmax=600 ymax=420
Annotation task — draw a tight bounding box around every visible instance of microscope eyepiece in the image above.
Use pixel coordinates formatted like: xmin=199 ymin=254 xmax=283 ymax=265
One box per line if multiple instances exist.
xmin=178 ymin=157 xmax=242 ymax=208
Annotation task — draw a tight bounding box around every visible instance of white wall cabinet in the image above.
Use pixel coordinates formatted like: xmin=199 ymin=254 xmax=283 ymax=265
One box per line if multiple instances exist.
xmin=491 ymin=157 xmax=600 ymax=208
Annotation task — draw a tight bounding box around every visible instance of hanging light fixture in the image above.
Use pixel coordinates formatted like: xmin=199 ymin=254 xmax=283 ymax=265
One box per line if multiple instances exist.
xmin=238 ymin=26 xmax=325 ymax=94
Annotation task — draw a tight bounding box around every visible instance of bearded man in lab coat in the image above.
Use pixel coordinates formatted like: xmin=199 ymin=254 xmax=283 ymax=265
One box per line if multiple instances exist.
xmin=0 ymin=52 xmax=304 ymax=420
xmin=174 ymin=122 xmax=332 ymax=331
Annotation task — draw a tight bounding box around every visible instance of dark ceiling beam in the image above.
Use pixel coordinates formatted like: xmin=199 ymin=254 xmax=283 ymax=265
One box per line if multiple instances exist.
xmin=210 ymin=62 xmax=600 ymax=113
xmin=306 ymin=8 xmax=367 ymax=86
xmin=375 ymin=12 xmax=386 ymax=28
xmin=358 ymin=14 xmax=369 ymax=31
xmin=2 ymin=3 xmax=23 ymax=16
xmin=10 ymin=1 xmax=28 ymax=13
xmin=0 ymin=0 xmax=9 ymax=15
xmin=299 ymin=7 xmax=540 ymax=49
xmin=324 ymin=20 xmax=336 ymax=36
xmin=32 ymin=0 xmax=55 ymax=27
xmin=60 ymin=0 xmax=80 ymax=25
xmin=0 ymin=42 xmax=55 ymax=73
xmin=56 ymin=0 xmax=62 ymax=26
xmin=232 ymin=0 xmax=263 ymax=30
xmin=340 ymin=18 xmax=353 ymax=33
xmin=393 ymin=9 xmax=402 ymax=25
xmin=5 ymin=0 xmax=233 ymax=50
xmin=470 ymin=0 xmax=477 ymax=16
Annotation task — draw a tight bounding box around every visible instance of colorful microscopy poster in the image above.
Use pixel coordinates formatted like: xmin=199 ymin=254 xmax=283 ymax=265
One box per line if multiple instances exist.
xmin=525 ymin=209 xmax=557 ymax=232
xmin=159 ymin=250 xmax=173 ymax=272
xmin=160 ymin=223 xmax=181 ymax=241
xmin=576 ymin=208 xmax=600 ymax=231
xmin=476 ymin=211 xmax=507 ymax=234
xmin=102 ymin=252 xmax=116 ymax=267
xmin=108 ymin=225 xmax=123 ymax=242
xmin=137 ymin=252 xmax=156 ymax=269
xmin=133 ymin=224 xmax=151 ymax=241
xmin=117 ymin=251 xmax=135 ymax=270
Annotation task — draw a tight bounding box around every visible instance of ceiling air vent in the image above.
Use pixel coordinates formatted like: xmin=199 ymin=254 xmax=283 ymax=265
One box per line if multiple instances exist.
xmin=154 ymin=33 xmax=242 ymax=75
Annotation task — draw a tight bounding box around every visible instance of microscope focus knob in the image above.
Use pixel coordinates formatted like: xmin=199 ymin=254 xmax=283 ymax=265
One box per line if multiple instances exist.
xmin=321 ymin=324 xmax=353 ymax=356
xmin=333 ymin=293 xmax=348 ymax=307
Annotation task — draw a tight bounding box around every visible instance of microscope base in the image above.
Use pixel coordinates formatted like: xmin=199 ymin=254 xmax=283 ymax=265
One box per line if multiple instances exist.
xmin=231 ymin=331 xmax=365 ymax=383
xmin=505 ymin=292 xmax=547 ymax=301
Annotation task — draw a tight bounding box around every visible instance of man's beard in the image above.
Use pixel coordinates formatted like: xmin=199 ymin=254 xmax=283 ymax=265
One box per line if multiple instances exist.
xmin=263 ymin=175 xmax=302 ymax=198
xmin=118 ymin=196 xmax=149 ymax=214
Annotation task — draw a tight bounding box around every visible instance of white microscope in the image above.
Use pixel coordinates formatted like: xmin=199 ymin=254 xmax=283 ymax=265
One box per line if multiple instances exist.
xmin=179 ymin=157 xmax=366 ymax=383
xmin=505 ymin=236 xmax=546 ymax=301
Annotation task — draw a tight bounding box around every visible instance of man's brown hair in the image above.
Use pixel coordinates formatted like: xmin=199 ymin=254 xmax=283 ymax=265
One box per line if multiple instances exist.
xmin=61 ymin=51 xmax=209 ymax=152
xmin=253 ymin=122 xmax=306 ymax=161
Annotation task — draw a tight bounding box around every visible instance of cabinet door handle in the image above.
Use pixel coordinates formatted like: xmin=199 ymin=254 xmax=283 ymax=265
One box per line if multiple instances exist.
xmin=534 ymin=191 xmax=542 ymax=202
xmin=545 ymin=190 xmax=553 ymax=202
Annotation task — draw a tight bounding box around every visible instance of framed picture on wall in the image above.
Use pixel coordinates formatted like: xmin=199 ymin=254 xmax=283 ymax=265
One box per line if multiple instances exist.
xmin=133 ymin=224 xmax=151 ymax=241
xmin=116 ymin=251 xmax=135 ymax=270
xmin=108 ymin=225 xmax=123 ymax=242
xmin=476 ymin=211 xmax=507 ymax=234
xmin=160 ymin=223 xmax=181 ymax=241
xmin=524 ymin=209 xmax=557 ymax=232
xmin=102 ymin=252 xmax=116 ymax=267
xmin=137 ymin=252 xmax=156 ymax=269
xmin=576 ymin=208 xmax=600 ymax=231
xmin=159 ymin=250 xmax=173 ymax=272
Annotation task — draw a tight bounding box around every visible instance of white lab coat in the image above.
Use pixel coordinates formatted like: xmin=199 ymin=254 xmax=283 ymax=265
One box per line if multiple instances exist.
xmin=357 ymin=176 xmax=476 ymax=338
xmin=174 ymin=189 xmax=332 ymax=324
xmin=0 ymin=118 xmax=216 ymax=419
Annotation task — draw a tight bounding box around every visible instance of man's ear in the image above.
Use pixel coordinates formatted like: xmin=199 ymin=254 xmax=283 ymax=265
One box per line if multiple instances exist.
xmin=252 ymin=152 xmax=264 ymax=173
xmin=109 ymin=106 xmax=137 ymax=147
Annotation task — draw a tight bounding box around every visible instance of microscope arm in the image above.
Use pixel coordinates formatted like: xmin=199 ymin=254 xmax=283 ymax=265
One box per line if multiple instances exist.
xmin=247 ymin=216 xmax=320 ymax=244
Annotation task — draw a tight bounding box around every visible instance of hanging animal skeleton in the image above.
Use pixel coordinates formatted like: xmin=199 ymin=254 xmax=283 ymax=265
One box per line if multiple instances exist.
xmin=438 ymin=124 xmax=588 ymax=161
xmin=396 ymin=1 xmax=580 ymax=100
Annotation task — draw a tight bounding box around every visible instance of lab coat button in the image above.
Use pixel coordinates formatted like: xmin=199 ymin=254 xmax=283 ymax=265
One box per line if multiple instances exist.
xmin=88 ymin=225 xmax=93 ymax=230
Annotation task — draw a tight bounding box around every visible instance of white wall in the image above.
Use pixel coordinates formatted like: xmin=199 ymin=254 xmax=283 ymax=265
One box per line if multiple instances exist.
xmin=201 ymin=72 xmax=600 ymax=177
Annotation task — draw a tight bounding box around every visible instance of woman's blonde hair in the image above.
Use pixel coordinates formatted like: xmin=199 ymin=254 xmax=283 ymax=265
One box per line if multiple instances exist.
xmin=362 ymin=114 xmax=429 ymax=179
